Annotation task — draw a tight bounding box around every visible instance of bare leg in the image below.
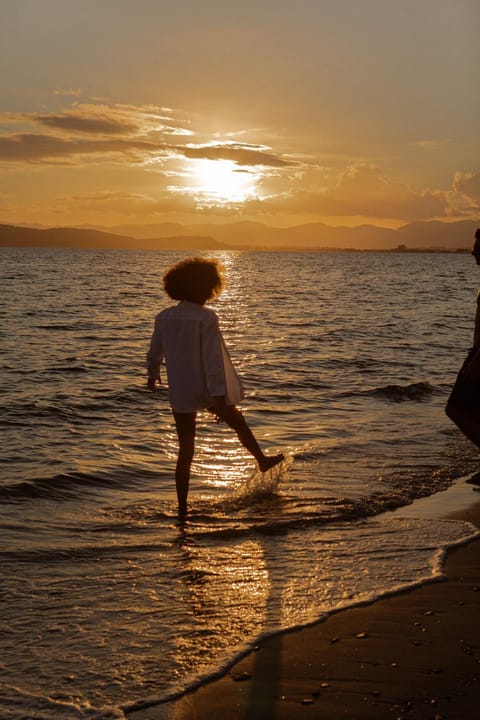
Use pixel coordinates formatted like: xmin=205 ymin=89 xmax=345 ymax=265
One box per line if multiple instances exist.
xmin=172 ymin=411 xmax=196 ymax=515
xmin=220 ymin=405 xmax=284 ymax=471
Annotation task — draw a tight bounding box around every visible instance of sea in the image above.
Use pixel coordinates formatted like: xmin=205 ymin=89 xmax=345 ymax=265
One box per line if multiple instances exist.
xmin=1 ymin=246 xmax=479 ymax=719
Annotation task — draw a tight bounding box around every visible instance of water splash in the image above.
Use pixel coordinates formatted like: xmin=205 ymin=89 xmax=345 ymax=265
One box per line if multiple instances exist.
xmin=237 ymin=455 xmax=293 ymax=500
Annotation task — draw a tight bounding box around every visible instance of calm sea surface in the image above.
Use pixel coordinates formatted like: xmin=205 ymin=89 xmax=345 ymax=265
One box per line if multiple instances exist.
xmin=1 ymin=247 xmax=479 ymax=718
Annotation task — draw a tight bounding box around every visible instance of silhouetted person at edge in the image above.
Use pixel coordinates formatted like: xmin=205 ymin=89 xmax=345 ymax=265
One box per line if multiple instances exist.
xmin=446 ymin=228 xmax=480 ymax=449
xmin=146 ymin=257 xmax=284 ymax=516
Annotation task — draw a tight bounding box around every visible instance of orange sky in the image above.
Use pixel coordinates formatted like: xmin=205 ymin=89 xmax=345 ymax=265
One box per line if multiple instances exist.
xmin=1 ymin=0 xmax=478 ymax=230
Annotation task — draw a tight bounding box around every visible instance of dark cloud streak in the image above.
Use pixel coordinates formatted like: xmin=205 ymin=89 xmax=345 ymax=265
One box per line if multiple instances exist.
xmin=0 ymin=133 xmax=157 ymax=161
xmin=171 ymin=143 xmax=294 ymax=167
xmin=0 ymin=130 xmax=293 ymax=169
xmin=34 ymin=114 xmax=137 ymax=135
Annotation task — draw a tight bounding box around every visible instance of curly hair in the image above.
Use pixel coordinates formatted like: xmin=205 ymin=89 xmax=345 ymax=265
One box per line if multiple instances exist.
xmin=163 ymin=257 xmax=225 ymax=304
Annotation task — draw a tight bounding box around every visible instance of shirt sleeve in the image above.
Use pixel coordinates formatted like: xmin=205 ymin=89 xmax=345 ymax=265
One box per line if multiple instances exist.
xmin=201 ymin=312 xmax=227 ymax=398
xmin=146 ymin=316 xmax=164 ymax=378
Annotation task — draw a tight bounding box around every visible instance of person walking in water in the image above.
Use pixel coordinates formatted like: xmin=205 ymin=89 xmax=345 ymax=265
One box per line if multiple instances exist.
xmin=446 ymin=228 xmax=480 ymax=448
xmin=146 ymin=257 xmax=284 ymax=515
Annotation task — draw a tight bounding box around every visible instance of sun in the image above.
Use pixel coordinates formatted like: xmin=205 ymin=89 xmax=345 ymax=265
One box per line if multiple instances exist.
xmin=188 ymin=158 xmax=259 ymax=205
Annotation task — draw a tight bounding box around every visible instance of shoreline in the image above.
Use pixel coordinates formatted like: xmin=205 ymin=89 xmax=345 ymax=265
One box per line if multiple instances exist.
xmin=126 ymin=478 xmax=480 ymax=720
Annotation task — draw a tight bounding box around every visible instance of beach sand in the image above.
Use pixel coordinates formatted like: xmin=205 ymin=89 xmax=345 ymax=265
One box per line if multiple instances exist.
xmin=126 ymin=485 xmax=480 ymax=720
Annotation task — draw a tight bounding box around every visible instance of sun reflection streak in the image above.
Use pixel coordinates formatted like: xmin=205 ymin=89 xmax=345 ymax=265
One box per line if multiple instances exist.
xmin=193 ymin=420 xmax=255 ymax=486
xmin=173 ymin=539 xmax=271 ymax=669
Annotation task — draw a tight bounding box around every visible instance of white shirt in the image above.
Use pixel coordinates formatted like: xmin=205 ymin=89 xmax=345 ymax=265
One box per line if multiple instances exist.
xmin=146 ymin=301 xmax=244 ymax=413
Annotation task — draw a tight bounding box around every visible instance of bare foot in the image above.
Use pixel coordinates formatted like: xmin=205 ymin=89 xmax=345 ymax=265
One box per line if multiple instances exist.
xmin=259 ymin=453 xmax=284 ymax=473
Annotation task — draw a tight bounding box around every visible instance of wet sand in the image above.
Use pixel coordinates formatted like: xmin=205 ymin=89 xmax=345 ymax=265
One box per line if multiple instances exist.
xmin=126 ymin=489 xmax=480 ymax=720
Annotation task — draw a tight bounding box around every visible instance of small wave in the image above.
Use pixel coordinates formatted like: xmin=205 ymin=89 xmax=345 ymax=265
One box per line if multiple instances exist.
xmin=369 ymin=381 xmax=435 ymax=402
xmin=0 ymin=399 xmax=78 ymax=422
xmin=167 ymin=457 xmax=475 ymax=542
xmin=34 ymin=323 xmax=76 ymax=331
xmin=294 ymin=448 xmax=329 ymax=461
xmin=0 ymin=466 xmax=159 ymax=503
xmin=0 ymin=685 xmax=125 ymax=720
xmin=0 ymin=536 xmax=171 ymax=564
xmin=1 ymin=386 xmax=149 ymax=424
xmin=49 ymin=365 xmax=89 ymax=374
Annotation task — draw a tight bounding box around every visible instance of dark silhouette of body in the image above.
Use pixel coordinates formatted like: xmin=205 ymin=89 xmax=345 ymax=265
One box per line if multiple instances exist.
xmin=446 ymin=229 xmax=480 ymax=448
xmin=146 ymin=257 xmax=284 ymax=515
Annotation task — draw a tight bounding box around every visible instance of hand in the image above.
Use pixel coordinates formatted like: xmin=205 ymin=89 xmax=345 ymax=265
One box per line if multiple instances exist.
xmin=147 ymin=376 xmax=160 ymax=393
xmin=211 ymin=396 xmax=227 ymax=423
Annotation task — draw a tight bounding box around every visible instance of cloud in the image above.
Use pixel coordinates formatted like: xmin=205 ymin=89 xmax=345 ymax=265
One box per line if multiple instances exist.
xmin=29 ymin=102 xmax=195 ymax=136
xmin=0 ymin=101 xmax=197 ymax=163
xmin=0 ymin=107 xmax=291 ymax=170
xmin=0 ymin=133 xmax=158 ymax=162
xmin=53 ymin=88 xmax=82 ymax=97
xmin=64 ymin=190 xmax=197 ymax=216
xmin=34 ymin=113 xmax=137 ymax=135
xmin=170 ymin=142 xmax=293 ymax=167
xmin=0 ymin=100 xmax=292 ymax=172
xmin=326 ymin=163 xmax=447 ymax=219
xmin=243 ymin=163 xmax=449 ymax=220
xmin=453 ymin=172 xmax=480 ymax=203
xmin=2 ymin=98 xmax=476 ymax=224
xmin=446 ymin=171 xmax=480 ymax=216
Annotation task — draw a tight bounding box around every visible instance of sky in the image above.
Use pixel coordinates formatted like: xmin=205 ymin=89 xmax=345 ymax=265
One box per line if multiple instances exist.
xmin=0 ymin=0 xmax=479 ymax=230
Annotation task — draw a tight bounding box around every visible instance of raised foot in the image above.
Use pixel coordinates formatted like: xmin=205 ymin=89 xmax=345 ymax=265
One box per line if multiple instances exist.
xmin=259 ymin=453 xmax=285 ymax=473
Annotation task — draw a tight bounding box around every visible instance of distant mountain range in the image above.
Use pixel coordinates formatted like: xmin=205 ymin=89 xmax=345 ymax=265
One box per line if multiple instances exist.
xmin=0 ymin=219 xmax=478 ymax=251
xmin=0 ymin=224 xmax=221 ymax=251
xmin=94 ymin=219 xmax=478 ymax=251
